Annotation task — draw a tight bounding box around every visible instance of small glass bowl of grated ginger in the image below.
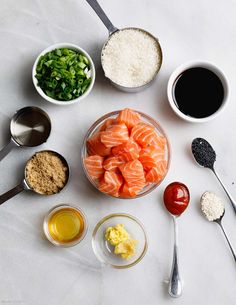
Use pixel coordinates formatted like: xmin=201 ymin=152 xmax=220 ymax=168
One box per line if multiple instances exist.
xmin=92 ymin=213 xmax=148 ymax=268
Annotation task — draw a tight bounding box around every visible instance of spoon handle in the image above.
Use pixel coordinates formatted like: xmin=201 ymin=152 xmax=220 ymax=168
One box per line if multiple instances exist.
xmin=217 ymin=222 xmax=236 ymax=263
xmin=0 ymin=139 xmax=17 ymax=162
xmin=212 ymin=168 xmax=236 ymax=214
xmin=0 ymin=182 xmax=25 ymax=205
xmin=169 ymin=216 xmax=182 ymax=298
xmin=85 ymin=0 xmax=118 ymax=35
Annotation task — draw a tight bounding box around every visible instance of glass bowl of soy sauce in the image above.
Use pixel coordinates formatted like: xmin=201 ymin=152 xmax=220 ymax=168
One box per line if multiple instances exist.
xmin=167 ymin=61 xmax=229 ymax=123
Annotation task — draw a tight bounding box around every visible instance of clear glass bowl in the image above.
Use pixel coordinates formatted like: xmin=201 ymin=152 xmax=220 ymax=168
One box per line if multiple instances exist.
xmin=81 ymin=110 xmax=171 ymax=199
xmin=43 ymin=204 xmax=88 ymax=247
xmin=92 ymin=213 xmax=148 ymax=268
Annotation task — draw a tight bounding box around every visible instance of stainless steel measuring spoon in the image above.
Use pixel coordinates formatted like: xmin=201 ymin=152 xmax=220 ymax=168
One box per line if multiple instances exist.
xmin=0 ymin=150 xmax=69 ymax=205
xmin=0 ymin=106 xmax=51 ymax=162
xmin=85 ymin=0 xmax=163 ymax=92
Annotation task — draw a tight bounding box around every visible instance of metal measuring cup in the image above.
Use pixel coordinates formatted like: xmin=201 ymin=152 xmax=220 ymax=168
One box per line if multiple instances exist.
xmin=0 ymin=150 xmax=69 ymax=205
xmin=0 ymin=107 xmax=51 ymax=162
xmin=86 ymin=0 xmax=163 ymax=92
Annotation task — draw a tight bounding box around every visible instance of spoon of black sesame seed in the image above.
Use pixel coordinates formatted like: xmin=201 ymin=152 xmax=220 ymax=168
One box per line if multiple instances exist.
xmin=191 ymin=138 xmax=236 ymax=214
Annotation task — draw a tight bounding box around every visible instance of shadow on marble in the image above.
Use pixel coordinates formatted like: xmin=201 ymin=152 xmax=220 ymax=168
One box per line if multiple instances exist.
xmin=19 ymin=57 xmax=40 ymax=104
xmin=0 ymin=115 xmax=11 ymax=148
xmin=94 ymin=64 xmax=120 ymax=95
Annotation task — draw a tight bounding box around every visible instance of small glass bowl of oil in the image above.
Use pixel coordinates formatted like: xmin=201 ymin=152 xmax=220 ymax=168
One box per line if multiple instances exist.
xmin=43 ymin=204 xmax=88 ymax=247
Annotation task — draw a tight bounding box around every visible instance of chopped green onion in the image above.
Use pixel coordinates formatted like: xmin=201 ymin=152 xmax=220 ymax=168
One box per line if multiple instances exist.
xmin=35 ymin=48 xmax=93 ymax=101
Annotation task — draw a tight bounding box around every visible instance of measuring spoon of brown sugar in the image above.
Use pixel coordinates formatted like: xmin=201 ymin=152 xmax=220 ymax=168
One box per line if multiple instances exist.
xmin=0 ymin=107 xmax=51 ymax=162
xmin=191 ymin=137 xmax=236 ymax=214
xmin=0 ymin=150 xmax=69 ymax=205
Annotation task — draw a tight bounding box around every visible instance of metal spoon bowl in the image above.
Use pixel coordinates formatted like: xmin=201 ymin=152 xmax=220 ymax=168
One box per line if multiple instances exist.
xmin=86 ymin=0 xmax=163 ymax=92
xmin=0 ymin=150 xmax=69 ymax=205
xmin=0 ymin=107 xmax=51 ymax=162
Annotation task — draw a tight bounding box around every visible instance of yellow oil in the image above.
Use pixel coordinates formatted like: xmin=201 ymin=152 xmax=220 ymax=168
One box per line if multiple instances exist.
xmin=48 ymin=207 xmax=85 ymax=244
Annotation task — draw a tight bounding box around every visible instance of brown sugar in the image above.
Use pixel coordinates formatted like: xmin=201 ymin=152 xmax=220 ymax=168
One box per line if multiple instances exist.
xmin=26 ymin=151 xmax=68 ymax=195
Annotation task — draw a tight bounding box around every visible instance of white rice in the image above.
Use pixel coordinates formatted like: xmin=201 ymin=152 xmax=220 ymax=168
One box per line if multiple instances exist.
xmin=101 ymin=28 xmax=161 ymax=88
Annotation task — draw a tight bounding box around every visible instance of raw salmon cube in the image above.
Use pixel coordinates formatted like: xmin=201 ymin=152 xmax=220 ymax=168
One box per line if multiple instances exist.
xmin=119 ymin=160 xmax=145 ymax=186
xmin=103 ymin=156 xmax=124 ymax=171
xmin=84 ymin=155 xmax=104 ymax=180
xmin=101 ymin=123 xmax=129 ymax=148
xmin=99 ymin=118 xmax=117 ymax=131
xmin=131 ymin=123 xmax=156 ymax=147
xmin=87 ymin=132 xmax=111 ymax=156
xmin=99 ymin=171 xmax=123 ymax=197
xmin=139 ymin=144 xmax=166 ymax=169
xmin=116 ymin=108 xmax=141 ymax=129
xmin=120 ymin=182 xmax=144 ymax=198
xmin=112 ymin=139 xmax=141 ymax=162
xmin=145 ymin=160 xmax=168 ymax=183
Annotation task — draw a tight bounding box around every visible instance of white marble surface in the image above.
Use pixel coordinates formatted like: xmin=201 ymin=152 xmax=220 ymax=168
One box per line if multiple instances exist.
xmin=0 ymin=0 xmax=236 ymax=304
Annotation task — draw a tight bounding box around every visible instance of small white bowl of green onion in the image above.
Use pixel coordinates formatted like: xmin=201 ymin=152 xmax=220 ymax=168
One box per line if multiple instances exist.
xmin=32 ymin=43 xmax=95 ymax=105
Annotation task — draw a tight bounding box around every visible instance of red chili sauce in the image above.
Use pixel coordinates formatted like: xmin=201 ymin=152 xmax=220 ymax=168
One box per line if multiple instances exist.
xmin=163 ymin=182 xmax=190 ymax=216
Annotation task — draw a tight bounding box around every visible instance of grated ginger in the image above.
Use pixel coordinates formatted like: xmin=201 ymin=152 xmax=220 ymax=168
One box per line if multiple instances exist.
xmin=105 ymin=224 xmax=137 ymax=260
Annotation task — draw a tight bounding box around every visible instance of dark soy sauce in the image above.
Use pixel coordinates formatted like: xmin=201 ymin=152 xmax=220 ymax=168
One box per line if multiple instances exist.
xmin=172 ymin=67 xmax=224 ymax=118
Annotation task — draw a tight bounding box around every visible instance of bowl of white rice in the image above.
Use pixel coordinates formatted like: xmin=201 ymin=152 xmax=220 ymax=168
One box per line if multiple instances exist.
xmin=101 ymin=27 xmax=162 ymax=92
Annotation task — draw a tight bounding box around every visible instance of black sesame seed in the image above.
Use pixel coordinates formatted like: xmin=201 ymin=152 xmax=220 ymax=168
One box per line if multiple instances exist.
xmin=191 ymin=138 xmax=216 ymax=169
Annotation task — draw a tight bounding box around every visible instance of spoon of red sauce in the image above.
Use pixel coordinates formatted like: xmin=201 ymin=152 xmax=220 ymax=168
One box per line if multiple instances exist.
xmin=163 ymin=182 xmax=190 ymax=298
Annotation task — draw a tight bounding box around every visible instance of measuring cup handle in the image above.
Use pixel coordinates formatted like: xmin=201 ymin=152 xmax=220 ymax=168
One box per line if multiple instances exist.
xmin=85 ymin=0 xmax=118 ymax=35
xmin=0 ymin=139 xmax=18 ymax=162
xmin=0 ymin=182 xmax=25 ymax=205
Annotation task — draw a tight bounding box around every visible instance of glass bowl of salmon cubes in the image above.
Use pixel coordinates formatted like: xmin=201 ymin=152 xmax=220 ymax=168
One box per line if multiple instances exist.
xmin=82 ymin=108 xmax=171 ymax=199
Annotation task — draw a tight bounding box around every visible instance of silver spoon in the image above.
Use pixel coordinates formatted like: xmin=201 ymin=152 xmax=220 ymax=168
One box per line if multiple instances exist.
xmin=192 ymin=138 xmax=236 ymax=214
xmin=85 ymin=0 xmax=162 ymax=92
xmin=0 ymin=107 xmax=51 ymax=162
xmin=0 ymin=150 xmax=69 ymax=205
xmin=201 ymin=192 xmax=236 ymax=262
xmin=163 ymin=182 xmax=190 ymax=298
xmin=169 ymin=215 xmax=182 ymax=297
xmin=214 ymin=211 xmax=236 ymax=262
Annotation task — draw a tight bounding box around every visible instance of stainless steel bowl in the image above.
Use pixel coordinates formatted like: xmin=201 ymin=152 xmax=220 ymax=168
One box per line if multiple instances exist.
xmin=86 ymin=0 xmax=162 ymax=92
xmin=101 ymin=27 xmax=162 ymax=93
